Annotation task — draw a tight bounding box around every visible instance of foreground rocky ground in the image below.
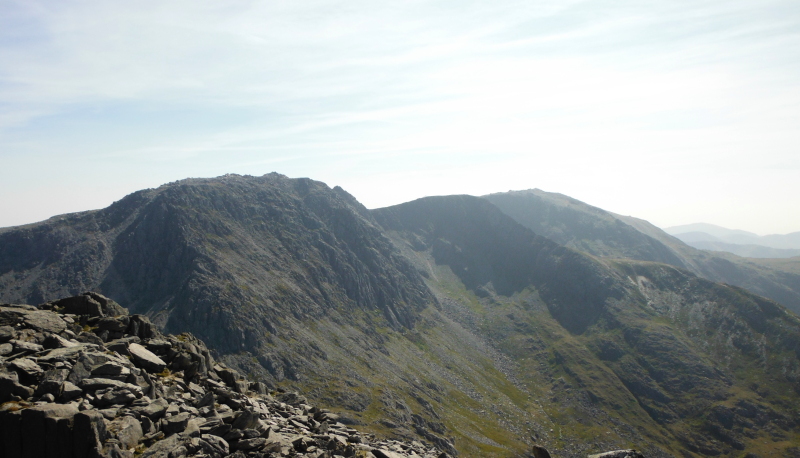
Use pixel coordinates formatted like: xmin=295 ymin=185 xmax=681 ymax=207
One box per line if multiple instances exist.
xmin=0 ymin=292 xmax=450 ymax=458
xmin=0 ymin=291 xmax=647 ymax=458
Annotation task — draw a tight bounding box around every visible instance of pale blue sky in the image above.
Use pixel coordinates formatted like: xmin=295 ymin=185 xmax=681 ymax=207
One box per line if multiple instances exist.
xmin=2 ymin=0 xmax=799 ymax=234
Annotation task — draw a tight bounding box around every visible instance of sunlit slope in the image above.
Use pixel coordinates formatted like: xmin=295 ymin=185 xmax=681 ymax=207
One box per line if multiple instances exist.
xmin=485 ymin=189 xmax=800 ymax=314
xmin=375 ymin=195 xmax=800 ymax=457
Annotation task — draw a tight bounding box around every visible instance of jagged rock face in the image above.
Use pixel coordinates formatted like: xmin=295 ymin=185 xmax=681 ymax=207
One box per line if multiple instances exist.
xmin=0 ymin=293 xmax=449 ymax=458
xmin=0 ymin=173 xmax=435 ymax=354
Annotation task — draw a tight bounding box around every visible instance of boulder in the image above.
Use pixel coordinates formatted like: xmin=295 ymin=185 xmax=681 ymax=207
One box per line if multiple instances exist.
xmin=108 ymin=415 xmax=143 ymax=450
xmin=10 ymin=340 xmax=44 ymax=354
xmin=79 ymin=378 xmax=143 ymax=398
xmin=0 ymin=306 xmax=67 ymax=334
xmin=73 ymin=410 xmax=108 ymax=458
xmin=134 ymin=397 xmax=168 ymax=420
xmin=0 ymin=409 xmax=23 ymax=458
xmin=162 ymin=412 xmax=191 ymax=435
xmin=127 ymin=344 xmax=166 ymax=373
xmin=54 ymin=295 xmax=105 ymax=318
xmin=10 ymin=357 xmax=43 ymax=383
xmin=0 ymin=370 xmax=34 ymax=402
xmin=0 ymin=325 xmax=16 ymax=343
xmin=20 ymin=403 xmax=79 ymax=458
xmin=532 ymin=444 xmax=552 ymax=458
xmin=197 ymin=434 xmax=229 ymax=458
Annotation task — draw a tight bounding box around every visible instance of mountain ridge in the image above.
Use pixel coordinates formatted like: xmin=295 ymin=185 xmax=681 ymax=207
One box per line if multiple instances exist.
xmin=483 ymin=189 xmax=800 ymax=315
xmin=3 ymin=175 xmax=800 ymax=456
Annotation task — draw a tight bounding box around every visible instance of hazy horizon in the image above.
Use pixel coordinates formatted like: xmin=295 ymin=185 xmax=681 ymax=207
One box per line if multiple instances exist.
xmin=2 ymin=1 xmax=799 ymax=234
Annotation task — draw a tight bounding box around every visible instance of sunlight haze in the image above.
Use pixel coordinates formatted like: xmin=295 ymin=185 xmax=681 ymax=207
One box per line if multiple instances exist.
xmin=1 ymin=0 xmax=799 ymax=235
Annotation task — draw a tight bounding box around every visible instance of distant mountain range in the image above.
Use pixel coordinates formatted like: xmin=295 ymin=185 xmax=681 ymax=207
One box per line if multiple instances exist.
xmin=3 ymin=175 xmax=800 ymax=457
xmin=665 ymin=222 xmax=800 ymax=257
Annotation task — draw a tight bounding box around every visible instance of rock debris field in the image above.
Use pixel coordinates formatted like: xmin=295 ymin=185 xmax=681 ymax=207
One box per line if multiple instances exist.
xmin=0 ymin=292 xmax=450 ymax=458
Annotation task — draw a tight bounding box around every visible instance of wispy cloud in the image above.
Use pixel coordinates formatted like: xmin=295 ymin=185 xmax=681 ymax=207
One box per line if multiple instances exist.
xmin=1 ymin=0 xmax=799 ymax=232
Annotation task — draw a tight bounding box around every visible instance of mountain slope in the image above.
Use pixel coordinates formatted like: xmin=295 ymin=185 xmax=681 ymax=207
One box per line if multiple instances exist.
xmin=484 ymin=189 xmax=800 ymax=314
xmin=376 ymin=195 xmax=800 ymax=457
xmin=3 ymin=176 xmax=800 ymax=456
xmin=483 ymin=190 xmax=686 ymax=267
xmin=0 ymin=175 xmax=544 ymax=456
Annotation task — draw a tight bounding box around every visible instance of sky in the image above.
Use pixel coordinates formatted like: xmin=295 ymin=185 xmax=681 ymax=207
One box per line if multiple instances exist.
xmin=1 ymin=0 xmax=799 ymax=235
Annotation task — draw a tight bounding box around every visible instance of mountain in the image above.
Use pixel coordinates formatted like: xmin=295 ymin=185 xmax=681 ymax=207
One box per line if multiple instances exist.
xmin=375 ymin=195 xmax=800 ymax=457
xmin=665 ymin=223 xmax=800 ymax=250
xmin=664 ymin=223 xmax=760 ymax=243
xmin=484 ymin=189 xmax=800 ymax=315
xmin=680 ymin=240 xmax=800 ymax=259
xmin=3 ymin=175 xmax=800 ymax=456
xmin=482 ymin=190 xmax=686 ymax=267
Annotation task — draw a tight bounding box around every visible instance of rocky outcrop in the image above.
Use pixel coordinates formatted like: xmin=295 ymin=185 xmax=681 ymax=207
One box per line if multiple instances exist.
xmin=587 ymin=451 xmax=644 ymax=458
xmin=0 ymin=292 xmax=448 ymax=458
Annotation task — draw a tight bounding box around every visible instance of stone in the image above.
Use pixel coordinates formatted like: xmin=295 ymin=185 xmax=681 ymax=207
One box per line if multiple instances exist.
xmin=61 ymin=381 xmax=84 ymax=402
xmin=20 ymin=403 xmax=80 ymax=458
xmin=55 ymin=295 xmax=106 ymax=318
xmin=91 ymin=362 xmax=131 ymax=378
xmin=82 ymin=292 xmax=128 ymax=317
xmin=140 ymin=433 xmax=184 ymax=458
xmin=277 ymin=391 xmax=307 ymax=406
xmin=0 ymin=342 xmax=12 ymax=356
xmin=531 ymin=444 xmax=552 ymax=458
xmin=231 ymin=408 xmax=260 ymax=431
xmin=105 ymin=336 xmax=141 ymax=356
xmin=73 ymin=410 xmax=108 ymax=458
xmin=80 ymin=378 xmax=143 ymax=397
xmin=43 ymin=333 xmax=79 ymax=350
xmin=128 ymin=343 xmax=166 ymax=373
xmin=0 ymin=371 xmax=34 ymax=402
xmin=215 ymin=366 xmax=239 ymax=388
xmin=0 ymin=306 xmax=67 ymax=334
xmin=162 ymin=412 xmax=191 ymax=435
xmin=588 ymin=451 xmax=645 ymax=458
xmin=96 ymin=317 xmax=129 ymax=333
xmin=10 ymin=357 xmax=44 ymax=380
xmin=198 ymin=434 xmax=229 ymax=458
xmin=10 ymin=339 xmax=44 ymax=354
xmin=35 ymin=368 xmax=71 ymax=397
xmin=98 ymin=388 xmax=138 ymax=406
xmin=0 ymin=325 xmax=15 ymax=343
xmin=145 ymin=340 xmax=171 ymax=354
xmin=0 ymin=409 xmax=23 ymax=458
xmin=125 ymin=316 xmax=155 ymax=341
xmin=134 ymin=397 xmax=169 ymax=420
xmin=108 ymin=415 xmax=143 ymax=450
xmin=38 ymin=343 xmax=97 ymax=364
xmin=231 ymin=437 xmax=267 ymax=451
xmin=101 ymin=439 xmax=133 ymax=458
